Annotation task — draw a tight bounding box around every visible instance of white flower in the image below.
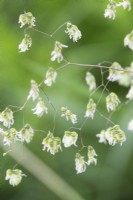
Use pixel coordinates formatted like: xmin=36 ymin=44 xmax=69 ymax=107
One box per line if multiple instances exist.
xmin=5 ymin=169 xmax=25 ymax=187
xmin=51 ymin=41 xmax=68 ymax=63
xmin=18 ymin=124 xmax=34 ymax=143
xmin=87 ymin=146 xmax=97 ymax=166
xmin=18 ymin=12 xmax=36 ymax=28
xmin=118 ymin=66 xmax=133 ymax=87
xmin=85 ymin=72 xmax=96 ymax=91
xmin=75 ymin=153 xmax=87 ymax=174
xmin=65 ymin=22 xmax=82 ymax=42
xmin=124 ymin=30 xmax=133 ymax=51
xmin=18 ymin=34 xmax=32 ymax=52
xmin=117 ymin=0 xmax=131 ymax=10
xmin=0 ymin=107 xmax=14 ymax=128
xmin=61 ymin=107 xmax=77 ymax=124
xmin=44 ymin=68 xmax=57 ymax=87
xmin=3 ymin=128 xmax=18 ymax=146
xmin=96 ymin=130 xmax=107 ymax=144
xmin=106 ymin=92 xmax=120 ymax=112
xmin=62 ymin=131 xmax=78 ymax=148
xmin=84 ymin=99 xmax=96 ymax=119
xmin=107 ymin=62 xmax=123 ymax=82
xmin=27 ymin=80 xmax=39 ymax=101
xmin=98 ymin=125 xmax=126 ymax=146
xmin=128 ymin=119 xmax=133 ymax=131
xmin=42 ymin=132 xmax=62 ymax=155
xmin=104 ymin=3 xmax=116 ymax=20
xmin=126 ymin=85 xmax=133 ymax=100
xmin=32 ymin=98 xmax=48 ymax=117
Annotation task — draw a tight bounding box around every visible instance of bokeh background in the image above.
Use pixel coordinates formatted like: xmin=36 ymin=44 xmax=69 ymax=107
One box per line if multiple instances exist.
xmin=0 ymin=0 xmax=133 ymax=200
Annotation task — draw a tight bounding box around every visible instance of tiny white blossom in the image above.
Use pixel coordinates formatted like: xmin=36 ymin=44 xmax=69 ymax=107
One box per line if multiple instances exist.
xmin=126 ymin=85 xmax=133 ymax=100
xmin=62 ymin=131 xmax=78 ymax=148
xmin=124 ymin=30 xmax=133 ymax=51
xmin=106 ymin=92 xmax=120 ymax=112
xmin=85 ymin=72 xmax=96 ymax=91
xmin=65 ymin=22 xmax=82 ymax=42
xmin=118 ymin=66 xmax=133 ymax=87
xmin=5 ymin=169 xmax=26 ymax=187
xmin=107 ymin=62 xmax=123 ymax=82
xmin=44 ymin=68 xmax=57 ymax=87
xmin=96 ymin=130 xmax=107 ymax=144
xmin=104 ymin=2 xmax=116 ymax=20
xmin=19 ymin=34 xmax=32 ymax=52
xmin=75 ymin=153 xmax=87 ymax=174
xmin=128 ymin=119 xmax=133 ymax=131
xmin=0 ymin=107 xmax=14 ymax=128
xmin=42 ymin=131 xmax=62 ymax=155
xmin=3 ymin=128 xmax=18 ymax=146
xmin=61 ymin=107 xmax=77 ymax=124
xmin=84 ymin=99 xmax=96 ymax=119
xmin=18 ymin=124 xmax=34 ymax=143
xmin=117 ymin=0 xmax=131 ymax=10
xmin=98 ymin=125 xmax=126 ymax=146
xmin=18 ymin=12 xmax=36 ymax=28
xmin=27 ymin=80 xmax=39 ymax=101
xmin=32 ymin=98 xmax=48 ymax=117
xmin=87 ymin=146 xmax=97 ymax=166
xmin=51 ymin=41 xmax=68 ymax=63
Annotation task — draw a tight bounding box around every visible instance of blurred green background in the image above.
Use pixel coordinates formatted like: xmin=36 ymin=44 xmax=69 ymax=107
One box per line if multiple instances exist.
xmin=0 ymin=0 xmax=133 ymax=200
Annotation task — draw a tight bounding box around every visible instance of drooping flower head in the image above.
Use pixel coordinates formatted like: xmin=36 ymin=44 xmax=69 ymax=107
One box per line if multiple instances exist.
xmin=106 ymin=92 xmax=120 ymax=112
xmin=117 ymin=66 xmax=133 ymax=87
xmin=19 ymin=34 xmax=32 ymax=52
xmin=126 ymin=85 xmax=133 ymax=100
xmin=0 ymin=107 xmax=14 ymax=128
xmin=85 ymin=72 xmax=96 ymax=91
xmin=65 ymin=22 xmax=82 ymax=42
xmin=87 ymin=146 xmax=97 ymax=166
xmin=18 ymin=124 xmax=34 ymax=143
xmin=27 ymin=80 xmax=39 ymax=101
xmin=5 ymin=169 xmax=25 ymax=187
xmin=18 ymin=12 xmax=36 ymax=28
xmin=124 ymin=30 xmax=133 ymax=51
xmin=61 ymin=107 xmax=77 ymax=124
xmin=32 ymin=98 xmax=48 ymax=117
xmin=44 ymin=68 xmax=57 ymax=87
xmin=107 ymin=62 xmax=123 ymax=82
xmin=51 ymin=41 xmax=68 ymax=63
xmin=75 ymin=153 xmax=87 ymax=174
xmin=62 ymin=131 xmax=78 ymax=148
xmin=3 ymin=128 xmax=18 ymax=146
xmin=117 ymin=0 xmax=131 ymax=10
xmin=84 ymin=98 xmax=96 ymax=119
xmin=104 ymin=1 xmax=116 ymax=20
xmin=42 ymin=132 xmax=62 ymax=155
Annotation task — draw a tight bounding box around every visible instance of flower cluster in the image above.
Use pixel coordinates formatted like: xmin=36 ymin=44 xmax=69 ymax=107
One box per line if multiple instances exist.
xmin=97 ymin=125 xmax=126 ymax=146
xmin=27 ymin=80 xmax=39 ymax=101
xmin=18 ymin=124 xmax=34 ymax=143
xmin=65 ymin=22 xmax=82 ymax=42
xmin=62 ymin=131 xmax=78 ymax=147
xmin=32 ymin=98 xmax=48 ymax=117
xmin=5 ymin=169 xmax=25 ymax=187
xmin=18 ymin=12 xmax=36 ymax=28
xmin=44 ymin=68 xmax=57 ymax=86
xmin=107 ymin=62 xmax=123 ymax=82
xmin=104 ymin=0 xmax=131 ymax=20
xmin=61 ymin=107 xmax=77 ymax=124
xmin=84 ymin=99 xmax=96 ymax=119
xmin=106 ymin=92 xmax=120 ymax=112
xmin=51 ymin=41 xmax=68 ymax=63
xmin=19 ymin=34 xmax=32 ymax=52
xmin=0 ymin=107 xmax=14 ymax=128
xmin=42 ymin=132 xmax=62 ymax=155
xmin=75 ymin=146 xmax=97 ymax=174
xmin=85 ymin=72 xmax=96 ymax=91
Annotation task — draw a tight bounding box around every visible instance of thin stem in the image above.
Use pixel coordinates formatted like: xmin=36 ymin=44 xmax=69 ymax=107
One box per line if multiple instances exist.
xmin=50 ymin=22 xmax=67 ymax=37
xmin=96 ymin=109 xmax=115 ymax=126
xmin=31 ymin=27 xmax=51 ymax=38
